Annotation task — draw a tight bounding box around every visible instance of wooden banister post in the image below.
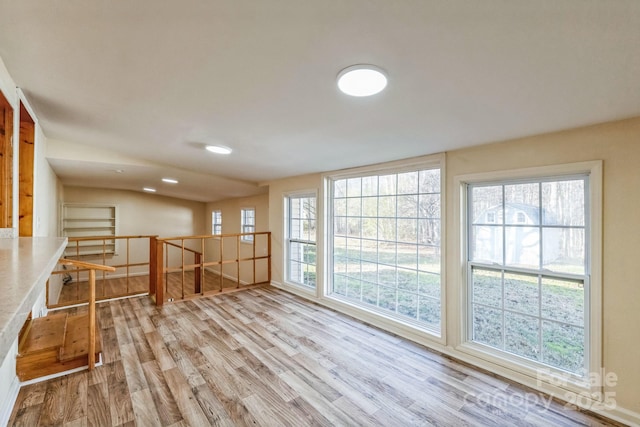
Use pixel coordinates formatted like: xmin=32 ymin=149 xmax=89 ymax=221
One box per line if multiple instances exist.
xmin=88 ymin=269 xmax=96 ymax=371
xmin=194 ymin=252 xmax=202 ymax=294
xmin=155 ymin=239 xmax=164 ymax=306
xmin=149 ymin=236 xmax=157 ymax=295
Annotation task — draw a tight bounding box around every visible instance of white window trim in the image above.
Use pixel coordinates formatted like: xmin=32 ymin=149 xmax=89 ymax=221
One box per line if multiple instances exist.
xmin=322 ymin=153 xmax=446 ymax=344
xmin=240 ymin=207 xmax=255 ymax=243
xmin=212 ymin=210 xmax=222 ymax=235
xmin=452 ymin=160 xmax=603 ymax=396
xmin=283 ymin=190 xmax=318 ymax=294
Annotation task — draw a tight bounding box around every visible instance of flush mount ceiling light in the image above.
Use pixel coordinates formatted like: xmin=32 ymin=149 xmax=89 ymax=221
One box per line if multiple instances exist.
xmin=143 ymin=187 xmax=156 ymax=193
xmin=205 ymin=145 xmax=232 ymax=155
xmin=337 ymin=64 xmax=388 ymax=97
xmin=162 ymin=178 xmax=178 ymax=184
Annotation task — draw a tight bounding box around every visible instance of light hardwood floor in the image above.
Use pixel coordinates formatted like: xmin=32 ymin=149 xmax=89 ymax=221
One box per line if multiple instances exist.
xmin=11 ymin=287 xmax=623 ymax=426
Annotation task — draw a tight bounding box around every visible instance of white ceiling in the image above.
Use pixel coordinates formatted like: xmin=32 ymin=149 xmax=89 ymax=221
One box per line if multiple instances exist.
xmin=1 ymin=1 xmax=639 ymax=202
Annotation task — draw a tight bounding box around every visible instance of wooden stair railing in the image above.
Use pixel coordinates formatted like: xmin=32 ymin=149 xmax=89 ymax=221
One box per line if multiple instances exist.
xmin=58 ymin=258 xmax=115 ymax=370
xmin=164 ymin=240 xmax=203 ymax=296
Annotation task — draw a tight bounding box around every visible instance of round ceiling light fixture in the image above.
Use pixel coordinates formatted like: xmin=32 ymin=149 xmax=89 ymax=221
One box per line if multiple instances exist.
xmin=337 ymin=64 xmax=388 ymax=97
xmin=205 ymin=145 xmax=232 ymax=155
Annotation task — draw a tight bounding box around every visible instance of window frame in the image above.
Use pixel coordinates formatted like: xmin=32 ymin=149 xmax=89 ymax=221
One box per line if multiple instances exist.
xmin=324 ymin=154 xmax=446 ymax=340
xmin=285 ymin=191 xmax=318 ymax=289
xmin=240 ymin=207 xmax=255 ymax=242
xmin=454 ymin=161 xmax=602 ymax=395
xmin=212 ymin=210 xmax=222 ymax=235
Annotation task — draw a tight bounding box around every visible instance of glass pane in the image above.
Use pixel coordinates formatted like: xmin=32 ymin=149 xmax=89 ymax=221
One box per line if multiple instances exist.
xmin=541 ymin=278 xmax=584 ymax=326
xmin=303 ymin=244 xmax=316 ymax=265
xmin=472 ymin=225 xmax=503 ymax=264
xmin=504 ymin=273 xmax=539 ymax=316
xmin=472 ymin=268 xmax=502 ymax=308
xmin=362 ymin=197 xmax=378 ymax=217
xmin=397 ymin=290 xmax=418 ymax=319
xmin=378 ymin=241 xmax=396 ymax=265
xmin=505 ymin=183 xmax=540 ymax=225
xmin=361 ymin=261 xmax=377 ymax=283
xmin=362 ymin=176 xmax=378 ymax=197
xmin=334 ymin=198 xmax=346 ymax=216
xmin=418 ymin=245 xmax=440 ymax=274
xmin=473 ymin=305 xmax=503 ymax=348
xmin=347 ymin=218 xmax=361 ymax=238
xmin=397 ymin=268 xmax=418 ymax=292
xmin=290 ymin=218 xmax=302 ymax=240
xmin=397 ymin=219 xmax=417 ymax=244
xmin=361 ymin=239 xmax=377 ymax=263
xmin=397 ymin=195 xmax=417 ymax=218
xmin=378 ymin=196 xmax=396 ymax=217
xmin=347 ymin=198 xmax=361 ymax=217
xmin=362 ymin=218 xmax=377 ymax=240
xmin=542 ymin=321 xmax=584 ymax=374
xmin=379 ymin=285 xmax=396 ymax=312
xmin=378 ymin=266 xmax=396 ymax=289
xmin=418 ymin=194 xmax=440 ymax=218
xmin=304 ymin=263 xmax=316 ymax=288
xmin=418 ymin=272 xmax=440 ymax=298
xmin=419 ymin=169 xmax=440 ymax=194
xmin=333 ymin=274 xmax=347 ymax=295
xmin=542 ymin=180 xmax=585 ymax=226
xmin=505 ymin=226 xmax=540 ymax=269
xmin=379 ymin=174 xmax=397 ymax=196
xmin=290 ymin=241 xmax=303 ymax=263
xmin=346 ymin=259 xmax=361 ymax=280
xmin=334 ymin=179 xmax=346 ymax=198
xmin=505 ymin=312 xmax=540 ymax=360
xmin=290 ymin=260 xmax=303 ymax=284
xmin=346 ymin=278 xmax=362 ymax=300
xmin=397 ymin=171 xmax=418 ymax=195
xmin=334 ymin=217 xmax=346 ymax=236
xmin=418 ymin=219 xmax=440 ymax=246
xmin=347 ymin=178 xmax=361 ymax=197
xmin=397 ymin=243 xmax=417 ymax=268
xmin=378 ymin=218 xmax=396 ymax=241
xmin=346 ymin=238 xmax=361 ymax=260
xmin=418 ymin=297 xmax=440 ymax=328
xmin=472 ymin=185 xmax=503 ymax=225
xmin=362 ymin=281 xmax=378 ymax=305
xmin=542 ymin=228 xmax=585 ymax=275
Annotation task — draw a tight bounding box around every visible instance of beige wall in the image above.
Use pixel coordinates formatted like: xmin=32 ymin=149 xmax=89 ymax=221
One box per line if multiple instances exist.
xmin=267 ymin=117 xmax=640 ymax=421
xmin=205 ymin=193 xmax=270 ymax=283
xmin=64 ymin=186 xmax=206 ymax=237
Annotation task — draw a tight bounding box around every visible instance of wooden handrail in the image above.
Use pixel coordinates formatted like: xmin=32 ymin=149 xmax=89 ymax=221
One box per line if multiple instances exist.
xmin=58 ymin=258 xmax=115 ymax=371
xmin=67 ymin=234 xmax=156 ymax=242
xmin=157 ymin=231 xmax=270 ymax=241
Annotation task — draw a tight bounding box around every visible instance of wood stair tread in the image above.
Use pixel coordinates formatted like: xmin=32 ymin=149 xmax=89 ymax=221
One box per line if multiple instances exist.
xmin=18 ymin=312 xmax=68 ymax=355
xmin=59 ymin=313 xmax=101 ymax=362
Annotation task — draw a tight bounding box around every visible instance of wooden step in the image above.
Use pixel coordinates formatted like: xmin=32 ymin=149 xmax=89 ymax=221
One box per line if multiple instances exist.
xmin=18 ymin=313 xmax=68 ymax=355
xmin=16 ymin=312 xmax=102 ymax=382
xmin=59 ymin=313 xmax=101 ymax=362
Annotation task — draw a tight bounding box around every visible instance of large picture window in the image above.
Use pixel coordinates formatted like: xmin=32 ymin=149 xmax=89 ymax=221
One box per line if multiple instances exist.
xmin=330 ymin=165 xmax=442 ymax=332
xmin=468 ymin=176 xmax=589 ymax=375
xmin=286 ymin=194 xmax=317 ymax=288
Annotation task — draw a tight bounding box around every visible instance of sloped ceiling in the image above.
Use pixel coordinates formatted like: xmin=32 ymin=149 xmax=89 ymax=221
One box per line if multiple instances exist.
xmin=0 ymin=1 xmax=639 ymax=201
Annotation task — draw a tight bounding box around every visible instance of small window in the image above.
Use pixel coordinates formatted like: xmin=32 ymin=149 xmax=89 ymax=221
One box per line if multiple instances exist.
xmin=212 ymin=210 xmax=222 ymax=235
xmin=241 ymin=208 xmax=255 ymax=242
xmin=286 ymin=194 xmax=317 ymax=288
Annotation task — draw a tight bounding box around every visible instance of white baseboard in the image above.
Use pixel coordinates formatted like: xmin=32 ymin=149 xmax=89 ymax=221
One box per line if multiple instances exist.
xmin=0 ymin=375 xmax=19 ymax=427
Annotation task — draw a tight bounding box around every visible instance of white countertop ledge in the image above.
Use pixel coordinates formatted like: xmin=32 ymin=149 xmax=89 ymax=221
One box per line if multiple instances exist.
xmin=0 ymin=237 xmax=67 ymax=363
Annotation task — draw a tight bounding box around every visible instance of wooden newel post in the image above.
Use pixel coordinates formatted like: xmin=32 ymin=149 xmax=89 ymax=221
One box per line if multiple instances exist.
xmin=88 ymin=269 xmax=96 ymax=370
xmin=155 ymin=239 xmax=164 ymax=307
xmin=148 ymin=236 xmax=157 ymax=296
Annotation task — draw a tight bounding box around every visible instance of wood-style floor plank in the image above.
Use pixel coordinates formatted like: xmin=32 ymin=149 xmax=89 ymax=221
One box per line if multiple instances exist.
xmin=10 ymin=287 xmax=625 ymax=427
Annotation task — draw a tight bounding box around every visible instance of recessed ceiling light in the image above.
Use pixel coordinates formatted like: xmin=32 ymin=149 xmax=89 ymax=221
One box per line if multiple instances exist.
xmin=112 ymin=169 xmax=124 ymax=173
xmin=162 ymin=178 xmax=178 ymax=184
xmin=337 ymin=64 xmax=388 ymax=97
xmin=205 ymin=145 xmax=232 ymax=155
xmin=143 ymin=187 xmax=156 ymax=192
